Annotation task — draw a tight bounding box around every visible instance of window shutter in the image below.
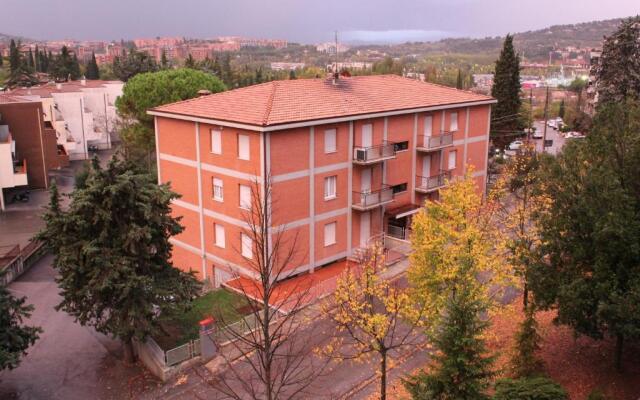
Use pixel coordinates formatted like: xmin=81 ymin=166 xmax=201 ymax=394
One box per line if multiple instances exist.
xmin=214 ymin=224 xmax=225 ymax=248
xmin=239 ymin=184 xmax=251 ymax=209
xmin=448 ymin=150 xmax=457 ymax=170
xmin=238 ymin=134 xmax=250 ymax=160
xmin=241 ymin=233 xmax=252 ymax=259
xmin=324 ymin=222 xmax=336 ymax=246
xmin=211 ymin=129 xmax=222 ymax=154
xmin=324 ymin=129 xmax=337 ymax=153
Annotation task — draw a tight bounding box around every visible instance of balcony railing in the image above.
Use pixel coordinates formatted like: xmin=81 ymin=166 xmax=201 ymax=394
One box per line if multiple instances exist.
xmin=417 ymin=131 xmax=454 ymax=151
xmin=415 ymin=170 xmax=451 ymax=193
xmin=352 ymin=185 xmax=394 ymax=210
xmin=353 ymin=141 xmax=396 ymax=164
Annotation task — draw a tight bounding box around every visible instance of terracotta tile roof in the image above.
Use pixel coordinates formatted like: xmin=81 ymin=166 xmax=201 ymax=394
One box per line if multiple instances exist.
xmin=8 ymin=80 xmax=123 ymax=98
xmin=151 ymin=75 xmax=495 ymax=127
xmin=0 ymin=94 xmax=34 ymax=104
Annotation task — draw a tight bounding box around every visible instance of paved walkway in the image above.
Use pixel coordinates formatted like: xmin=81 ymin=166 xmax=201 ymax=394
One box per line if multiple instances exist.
xmin=0 ymin=254 xmax=156 ymax=400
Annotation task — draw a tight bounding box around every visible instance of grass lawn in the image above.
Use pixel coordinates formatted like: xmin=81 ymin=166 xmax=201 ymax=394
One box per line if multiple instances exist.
xmin=154 ymin=288 xmax=249 ymax=350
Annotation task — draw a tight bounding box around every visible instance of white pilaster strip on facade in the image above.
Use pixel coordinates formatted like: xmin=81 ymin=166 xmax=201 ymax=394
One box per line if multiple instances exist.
xmin=483 ymin=106 xmax=492 ymax=197
xmin=158 ymin=152 xmax=259 ymax=182
xmin=271 ymin=162 xmax=350 ymax=183
xmin=463 ymin=107 xmax=470 ymax=170
xmin=347 ymin=121 xmax=354 ymax=254
xmin=309 ymin=126 xmax=315 ymax=272
xmin=194 ymin=122 xmax=207 ymax=280
xmin=265 ymin=132 xmax=273 ymax=259
xmin=440 ymin=110 xmax=446 ymax=171
xmin=382 ymin=117 xmax=388 ymax=184
xmin=154 ymin=116 xmax=161 ymax=184
xmin=411 ymin=113 xmax=418 ymax=204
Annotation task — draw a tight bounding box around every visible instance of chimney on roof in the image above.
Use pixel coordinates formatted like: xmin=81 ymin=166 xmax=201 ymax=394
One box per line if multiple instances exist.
xmin=56 ymin=83 xmax=62 ymax=90
xmin=197 ymin=89 xmax=211 ymax=97
xmin=80 ymin=76 xmax=86 ymax=86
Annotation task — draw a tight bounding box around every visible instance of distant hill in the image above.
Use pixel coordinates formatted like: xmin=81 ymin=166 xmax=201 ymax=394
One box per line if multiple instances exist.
xmin=351 ymin=17 xmax=627 ymax=61
xmin=0 ymin=32 xmax=34 ymax=45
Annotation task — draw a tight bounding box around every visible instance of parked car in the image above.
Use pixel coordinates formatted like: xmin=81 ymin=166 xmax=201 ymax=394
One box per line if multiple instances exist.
xmin=508 ymin=140 xmax=524 ymax=150
xmin=532 ymin=129 xmax=543 ymax=139
xmin=565 ymin=131 xmax=585 ymax=139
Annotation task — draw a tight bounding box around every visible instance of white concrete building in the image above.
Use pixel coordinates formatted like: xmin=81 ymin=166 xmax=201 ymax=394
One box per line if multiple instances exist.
xmin=10 ymin=80 xmax=124 ymax=160
xmin=0 ymin=126 xmax=28 ymax=211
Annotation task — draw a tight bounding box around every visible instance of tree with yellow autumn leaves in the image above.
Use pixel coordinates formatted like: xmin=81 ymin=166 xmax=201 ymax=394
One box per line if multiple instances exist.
xmin=322 ymin=243 xmax=425 ymax=400
xmin=405 ymin=170 xmax=511 ymax=399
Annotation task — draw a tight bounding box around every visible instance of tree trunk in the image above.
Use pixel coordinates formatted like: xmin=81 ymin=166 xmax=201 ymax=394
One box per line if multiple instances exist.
xmin=380 ymin=351 xmax=387 ymax=400
xmin=522 ymin=283 xmax=529 ymax=310
xmin=123 ymin=337 xmax=136 ymax=365
xmin=615 ymin=333 xmax=624 ymax=372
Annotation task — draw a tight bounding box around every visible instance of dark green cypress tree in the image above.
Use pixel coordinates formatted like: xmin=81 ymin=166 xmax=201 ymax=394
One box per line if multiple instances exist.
xmin=85 ymin=52 xmax=100 ymax=79
xmin=71 ymin=53 xmax=81 ymax=80
xmin=160 ymin=49 xmax=169 ymax=69
xmin=404 ymin=285 xmax=495 ymax=400
xmin=558 ymin=99 xmax=565 ymax=119
xmin=491 ymin=34 xmax=523 ymax=149
xmin=289 ymin=69 xmax=297 ymax=80
xmin=9 ymin=40 xmax=20 ymax=73
xmin=26 ymin=48 xmax=34 ymax=70
xmin=34 ymin=45 xmax=40 ymax=72
xmin=184 ymin=53 xmax=196 ymax=68
xmin=456 ymin=68 xmax=463 ymax=89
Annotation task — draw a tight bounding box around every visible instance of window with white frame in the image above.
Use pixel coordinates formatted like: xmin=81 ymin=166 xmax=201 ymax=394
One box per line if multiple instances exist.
xmin=238 ymin=134 xmax=250 ymax=160
xmin=448 ymin=150 xmax=457 ymax=170
xmin=324 ymin=175 xmax=337 ymax=200
xmin=324 ymin=222 xmax=336 ymax=246
xmin=214 ymin=224 xmax=225 ymax=248
xmin=212 ymin=177 xmax=223 ymax=201
xmin=241 ymin=233 xmax=252 ymax=259
xmin=424 ymin=115 xmax=433 ymax=136
xmin=239 ymin=184 xmax=251 ymax=209
xmin=324 ymin=129 xmax=337 ymax=153
xmin=210 ymin=129 xmax=222 ymax=154
xmin=450 ymin=112 xmax=459 ymax=132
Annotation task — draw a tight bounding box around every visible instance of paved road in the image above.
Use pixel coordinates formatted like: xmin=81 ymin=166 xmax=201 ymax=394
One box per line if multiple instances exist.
xmin=532 ymin=120 xmax=566 ymax=155
xmin=0 ymin=254 xmax=156 ymax=400
xmin=143 ymin=271 xmax=430 ymax=400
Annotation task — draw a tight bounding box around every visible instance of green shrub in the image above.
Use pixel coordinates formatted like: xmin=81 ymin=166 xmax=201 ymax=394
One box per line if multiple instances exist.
xmin=493 ymin=376 xmax=568 ymax=400
xmin=587 ymin=389 xmax=607 ymax=400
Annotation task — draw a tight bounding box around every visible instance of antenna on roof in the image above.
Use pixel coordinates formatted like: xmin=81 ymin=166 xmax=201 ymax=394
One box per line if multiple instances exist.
xmin=333 ymin=31 xmax=340 ymax=84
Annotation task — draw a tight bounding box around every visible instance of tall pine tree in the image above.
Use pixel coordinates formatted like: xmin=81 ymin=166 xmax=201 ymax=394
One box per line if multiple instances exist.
xmin=38 ymin=157 xmax=201 ymax=362
xmin=491 ymin=34 xmax=523 ymax=149
xmin=592 ymin=16 xmax=640 ymax=104
xmin=0 ymin=277 xmax=41 ymax=370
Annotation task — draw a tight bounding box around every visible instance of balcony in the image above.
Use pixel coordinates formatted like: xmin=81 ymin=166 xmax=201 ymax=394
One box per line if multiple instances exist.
xmin=353 ymin=141 xmax=396 ymax=165
xmin=12 ymin=159 xmax=28 ymax=187
xmin=352 ymin=185 xmax=394 ymax=211
xmin=415 ymin=170 xmax=451 ymax=193
xmin=416 ymin=131 xmax=454 ymax=152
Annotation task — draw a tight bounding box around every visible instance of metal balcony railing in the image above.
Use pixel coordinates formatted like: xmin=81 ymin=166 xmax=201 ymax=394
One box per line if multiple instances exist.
xmin=415 ymin=170 xmax=451 ymax=193
xmin=353 ymin=141 xmax=396 ymax=164
xmin=417 ymin=131 xmax=454 ymax=151
xmin=352 ymin=185 xmax=394 ymax=210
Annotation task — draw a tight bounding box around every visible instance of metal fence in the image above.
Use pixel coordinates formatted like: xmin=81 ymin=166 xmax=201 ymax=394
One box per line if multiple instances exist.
xmin=165 ymin=339 xmax=201 ymax=367
xmin=0 ymin=241 xmax=45 ymax=286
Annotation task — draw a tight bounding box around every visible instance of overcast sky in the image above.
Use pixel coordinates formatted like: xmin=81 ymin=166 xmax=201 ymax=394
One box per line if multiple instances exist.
xmin=3 ymin=0 xmax=638 ymax=43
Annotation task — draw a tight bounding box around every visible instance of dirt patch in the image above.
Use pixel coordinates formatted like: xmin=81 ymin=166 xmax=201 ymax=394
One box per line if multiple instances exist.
xmin=379 ymin=304 xmax=640 ymax=400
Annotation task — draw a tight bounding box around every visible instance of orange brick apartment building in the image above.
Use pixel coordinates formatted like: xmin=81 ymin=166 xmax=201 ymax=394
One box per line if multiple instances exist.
xmin=149 ymin=75 xmax=495 ymax=286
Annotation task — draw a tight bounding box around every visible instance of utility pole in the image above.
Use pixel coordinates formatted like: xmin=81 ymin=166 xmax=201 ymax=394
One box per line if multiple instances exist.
xmin=542 ymin=86 xmax=550 ymax=154
xmin=528 ymin=87 xmax=533 ymax=141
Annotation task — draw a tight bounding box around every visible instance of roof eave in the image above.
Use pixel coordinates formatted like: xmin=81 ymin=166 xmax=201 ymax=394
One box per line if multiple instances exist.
xmin=148 ymin=98 xmax=497 ymax=132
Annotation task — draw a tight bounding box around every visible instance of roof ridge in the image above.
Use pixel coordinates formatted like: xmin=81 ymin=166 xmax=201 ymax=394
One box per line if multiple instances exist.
xmin=262 ymin=80 xmax=279 ymax=125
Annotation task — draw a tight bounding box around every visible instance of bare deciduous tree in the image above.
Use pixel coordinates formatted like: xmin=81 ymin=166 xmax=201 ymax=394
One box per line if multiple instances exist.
xmin=206 ymin=176 xmax=327 ymax=400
